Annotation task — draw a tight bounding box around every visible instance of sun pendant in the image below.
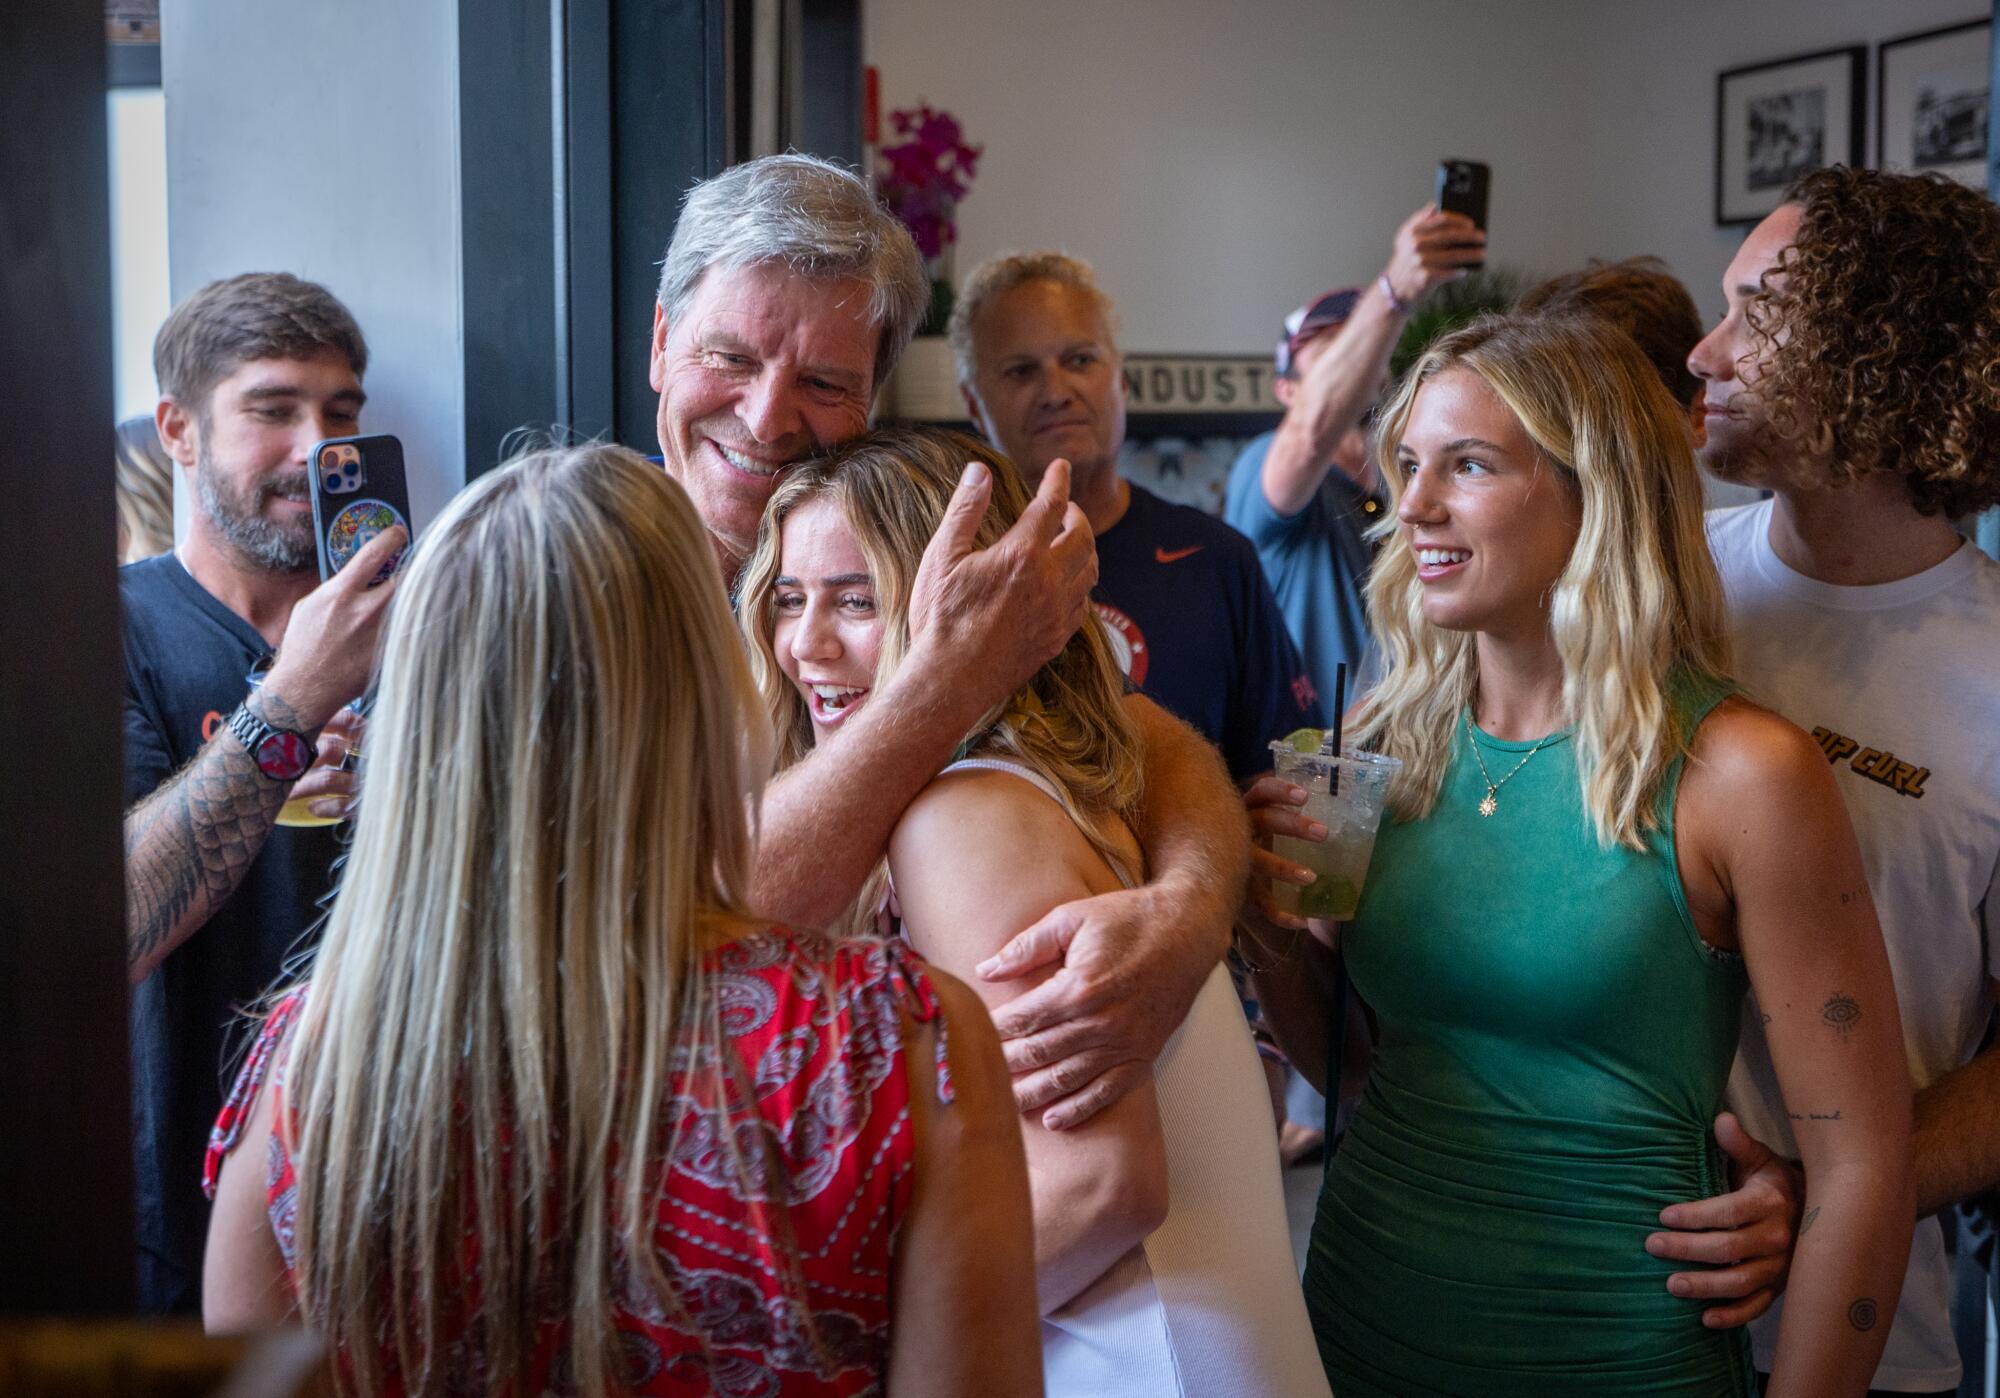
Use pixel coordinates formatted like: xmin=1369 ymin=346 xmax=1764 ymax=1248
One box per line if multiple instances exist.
xmin=1479 ymin=789 xmax=1498 ymax=817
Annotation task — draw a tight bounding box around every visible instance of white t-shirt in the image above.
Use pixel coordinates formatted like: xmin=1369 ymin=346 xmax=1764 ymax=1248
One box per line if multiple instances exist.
xmin=1709 ymin=499 xmax=2000 ymax=1392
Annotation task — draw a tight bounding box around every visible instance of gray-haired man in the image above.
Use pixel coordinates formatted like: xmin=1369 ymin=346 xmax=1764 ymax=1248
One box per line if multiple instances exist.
xmin=649 ymin=154 xmax=1248 ymax=1129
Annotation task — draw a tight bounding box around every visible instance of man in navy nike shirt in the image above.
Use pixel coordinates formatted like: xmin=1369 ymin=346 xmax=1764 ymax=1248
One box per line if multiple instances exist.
xmin=950 ymin=251 xmax=1323 ymax=782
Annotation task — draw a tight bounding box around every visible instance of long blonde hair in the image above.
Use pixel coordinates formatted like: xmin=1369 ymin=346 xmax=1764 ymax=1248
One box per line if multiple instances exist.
xmin=284 ymin=444 xmax=771 ymax=1395
xmin=1351 ymin=314 xmax=1731 ymax=849
xmin=738 ymin=426 xmax=1143 ymax=936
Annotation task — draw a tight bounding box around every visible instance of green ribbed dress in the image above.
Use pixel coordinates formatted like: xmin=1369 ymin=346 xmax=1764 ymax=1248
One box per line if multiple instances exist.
xmin=1306 ymin=677 xmax=1756 ymax=1396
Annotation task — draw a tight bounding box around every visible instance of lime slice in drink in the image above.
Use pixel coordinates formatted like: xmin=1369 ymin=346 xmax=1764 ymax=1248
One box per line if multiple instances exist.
xmin=1282 ymin=727 xmax=1326 ymax=754
xmin=1298 ymin=875 xmax=1360 ymax=921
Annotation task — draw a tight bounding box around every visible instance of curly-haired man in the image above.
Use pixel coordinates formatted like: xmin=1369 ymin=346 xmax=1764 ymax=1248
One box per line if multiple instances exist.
xmin=1685 ymin=168 xmax=2000 ymax=1396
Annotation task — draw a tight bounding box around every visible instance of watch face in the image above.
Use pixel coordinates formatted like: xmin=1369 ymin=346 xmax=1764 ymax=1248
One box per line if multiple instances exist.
xmin=255 ymin=730 xmax=313 ymax=779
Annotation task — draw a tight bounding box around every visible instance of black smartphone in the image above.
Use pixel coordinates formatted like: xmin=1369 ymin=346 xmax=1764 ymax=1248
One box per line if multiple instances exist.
xmin=307 ymin=434 xmax=414 ymax=583
xmin=1435 ymin=158 xmax=1490 ymax=268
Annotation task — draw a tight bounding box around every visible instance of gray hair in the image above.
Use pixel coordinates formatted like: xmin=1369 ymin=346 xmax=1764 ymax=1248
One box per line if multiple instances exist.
xmin=656 ymin=153 xmax=927 ymax=391
xmin=948 ymin=250 xmax=1121 ymax=387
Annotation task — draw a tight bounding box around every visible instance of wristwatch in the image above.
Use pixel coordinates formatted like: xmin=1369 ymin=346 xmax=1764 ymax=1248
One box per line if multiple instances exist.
xmin=224 ymin=702 xmax=315 ymax=782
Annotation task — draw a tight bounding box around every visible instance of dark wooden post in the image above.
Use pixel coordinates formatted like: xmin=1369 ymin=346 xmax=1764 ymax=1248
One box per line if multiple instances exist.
xmin=0 ymin=0 xmax=133 ymax=1315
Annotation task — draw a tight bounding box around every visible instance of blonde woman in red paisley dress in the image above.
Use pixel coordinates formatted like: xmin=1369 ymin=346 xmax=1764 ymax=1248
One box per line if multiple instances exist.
xmin=200 ymin=444 xmax=1041 ymax=1397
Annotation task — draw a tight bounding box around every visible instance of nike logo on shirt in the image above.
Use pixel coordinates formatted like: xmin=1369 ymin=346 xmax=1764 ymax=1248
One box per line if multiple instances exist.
xmin=1154 ymin=545 xmax=1204 ymax=564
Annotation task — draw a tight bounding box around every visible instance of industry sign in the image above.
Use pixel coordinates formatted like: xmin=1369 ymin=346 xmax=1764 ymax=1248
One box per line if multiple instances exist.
xmin=1122 ymin=355 xmax=1282 ymax=415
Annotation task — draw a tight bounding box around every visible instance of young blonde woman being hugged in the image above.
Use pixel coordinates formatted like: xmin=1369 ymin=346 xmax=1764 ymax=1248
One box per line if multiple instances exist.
xmin=1251 ymin=315 xmax=1911 ymax=1397
xmin=199 ymin=444 xmax=1040 ymax=1398
xmin=739 ymin=427 xmax=1329 ymax=1398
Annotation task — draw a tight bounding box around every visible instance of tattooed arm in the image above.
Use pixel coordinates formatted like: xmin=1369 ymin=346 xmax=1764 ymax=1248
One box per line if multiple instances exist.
xmin=1678 ymin=700 xmax=1912 ymax=1398
xmin=125 ymin=527 xmax=406 ymax=984
xmin=126 ymin=688 xmax=316 ymax=984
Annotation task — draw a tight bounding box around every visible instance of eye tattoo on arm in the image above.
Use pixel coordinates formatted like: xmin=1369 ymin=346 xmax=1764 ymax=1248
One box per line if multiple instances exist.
xmin=1821 ymin=992 xmax=1861 ymax=1040
xmin=1847 ymin=1297 xmax=1878 ymax=1331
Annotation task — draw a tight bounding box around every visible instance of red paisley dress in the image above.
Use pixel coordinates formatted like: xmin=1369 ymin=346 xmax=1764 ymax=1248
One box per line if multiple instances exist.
xmin=204 ymin=929 xmax=951 ymax=1396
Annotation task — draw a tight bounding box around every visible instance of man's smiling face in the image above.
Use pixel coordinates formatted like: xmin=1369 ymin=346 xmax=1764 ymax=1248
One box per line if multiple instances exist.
xmin=650 ymin=261 xmax=881 ymax=568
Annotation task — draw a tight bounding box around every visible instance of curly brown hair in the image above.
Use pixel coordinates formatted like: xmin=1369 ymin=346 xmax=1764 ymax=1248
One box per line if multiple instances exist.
xmin=1752 ymin=166 xmax=2000 ymax=517
xmin=1518 ymin=257 xmax=1704 ymax=408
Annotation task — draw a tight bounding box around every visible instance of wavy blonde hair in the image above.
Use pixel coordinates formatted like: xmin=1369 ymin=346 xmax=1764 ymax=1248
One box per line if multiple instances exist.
xmin=1351 ymin=314 xmax=1731 ymax=850
xmin=283 ymin=444 xmax=774 ymax=1395
xmin=738 ymin=426 xmax=1143 ymax=936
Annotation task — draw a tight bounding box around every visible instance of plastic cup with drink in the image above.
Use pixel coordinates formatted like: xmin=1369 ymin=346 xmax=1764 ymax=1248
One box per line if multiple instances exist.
xmin=1267 ymin=729 xmax=1401 ymax=922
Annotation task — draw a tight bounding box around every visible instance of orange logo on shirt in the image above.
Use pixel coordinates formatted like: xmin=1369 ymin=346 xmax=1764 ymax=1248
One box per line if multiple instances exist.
xmin=1811 ymin=726 xmax=1929 ymax=799
xmin=1154 ymin=545 xmax=1204 ymax=564
xmin=202 ymin=710 xmax=225 ymax=742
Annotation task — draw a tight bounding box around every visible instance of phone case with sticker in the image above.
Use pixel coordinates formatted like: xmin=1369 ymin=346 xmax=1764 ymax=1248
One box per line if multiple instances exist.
xmin=307 ymin=434 xmax=414 ymax=583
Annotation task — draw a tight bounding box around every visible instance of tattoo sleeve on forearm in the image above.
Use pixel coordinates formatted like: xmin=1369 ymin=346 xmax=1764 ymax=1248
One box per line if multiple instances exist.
xmin=123 ymin=692 xmax=305 ymax=978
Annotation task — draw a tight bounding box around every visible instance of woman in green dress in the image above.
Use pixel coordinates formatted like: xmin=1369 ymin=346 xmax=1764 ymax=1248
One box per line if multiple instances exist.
xmin=1252 ymin=313 xmax=1911 ymax=1396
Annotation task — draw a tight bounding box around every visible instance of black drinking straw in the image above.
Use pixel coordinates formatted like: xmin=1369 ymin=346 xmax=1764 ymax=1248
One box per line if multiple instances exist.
xmin=1324 ymin=661 xmax=1348 ymax=793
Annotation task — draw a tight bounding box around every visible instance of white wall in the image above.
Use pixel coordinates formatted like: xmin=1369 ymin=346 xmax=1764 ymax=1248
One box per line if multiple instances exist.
xmin=1574 ymin=0 xmax=1979 ymax=318
xmin=869 ymin=0 xmax=1605 ymax=354
xmin=162 ymin=0 xmax=464 ymax=525
xmin=109 ymin=88 xmax=170 ymax=424
xmin=869 ymin=0 xmax=1984 ymax=352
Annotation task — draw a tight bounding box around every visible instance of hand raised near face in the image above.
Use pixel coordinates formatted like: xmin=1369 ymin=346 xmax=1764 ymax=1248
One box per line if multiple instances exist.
xmin=260 ymin=527 xmax=407 ymax=731
xmin=906 ymin=458 xmax=1097 ymax=715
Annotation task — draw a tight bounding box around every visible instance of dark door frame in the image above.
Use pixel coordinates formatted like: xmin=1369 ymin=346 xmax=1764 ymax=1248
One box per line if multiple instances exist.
xmin=1 ymin=0 xmax=132 ymax=1316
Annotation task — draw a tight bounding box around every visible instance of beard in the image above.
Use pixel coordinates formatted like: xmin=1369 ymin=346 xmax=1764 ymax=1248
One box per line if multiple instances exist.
xmin=1699 ymin=408 xmax=1837 ymax=495
xmin=1697 ymin=392 xmax=1788 ymax=489
xmin=196 ymin=441 xmax=316 ymax=573
xmin=1698 ymin=434 xmax=1769 ymax=488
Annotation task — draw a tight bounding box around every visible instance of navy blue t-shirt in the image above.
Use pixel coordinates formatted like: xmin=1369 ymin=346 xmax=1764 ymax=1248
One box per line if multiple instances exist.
xmin=121 ymin=555 xmax=341 ymax=1314
xmin=1093 ymin=484 xmax=1324 ymax=779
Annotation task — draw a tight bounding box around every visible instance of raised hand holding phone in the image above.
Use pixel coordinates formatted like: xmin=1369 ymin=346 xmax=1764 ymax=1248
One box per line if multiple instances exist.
xmin=259 ymin=525 xmax=407 ymax=733
xmin=1434 ymin=158 xmax=1490 ymax=269
xmin=1383 ymin=203 xmax=1488 ymax=308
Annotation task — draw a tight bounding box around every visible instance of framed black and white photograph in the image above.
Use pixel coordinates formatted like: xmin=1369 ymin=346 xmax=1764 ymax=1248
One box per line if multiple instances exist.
xmin=1716 ymin=46 xmax=1865 ymax=225
xmin=1879 ymin=20 xmax=1992 ymax=189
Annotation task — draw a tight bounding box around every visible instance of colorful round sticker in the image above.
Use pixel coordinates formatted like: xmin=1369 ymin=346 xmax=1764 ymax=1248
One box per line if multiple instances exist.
xmin=326 ymin=498 xmax=409 ymax=578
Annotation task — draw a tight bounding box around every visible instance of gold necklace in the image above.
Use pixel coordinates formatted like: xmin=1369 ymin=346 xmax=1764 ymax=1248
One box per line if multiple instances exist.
xmin=1464 ymin=711 xmax=1556 ymax=817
